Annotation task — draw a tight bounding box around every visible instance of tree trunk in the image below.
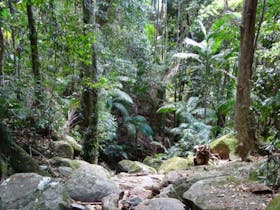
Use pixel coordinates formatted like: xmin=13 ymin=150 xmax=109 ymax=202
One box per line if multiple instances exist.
xmin=26 ymin=0 xmax=42 ymax=105
xmin=81 ymin=0 xmax=99 ymax=164
xmin=235 ymin=0 xmax=258 ymax=160
xmin=0 ymin=26 xmax=3 ymax=86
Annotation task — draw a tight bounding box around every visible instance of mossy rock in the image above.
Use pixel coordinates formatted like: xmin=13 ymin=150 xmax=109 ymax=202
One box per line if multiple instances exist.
xmin=266 ymin=195 xmax=280 ymax=210
xmin=159 ymin=156 xmax=193 ymax=174
xmin=143 ymin=156 xmax=163 ymax=170
xmin=50 ymin=157 xmax=80 ymax=169
xmin=51 ymin=141 xmax=74 ymax=159
xmin=118 ymin=160 xmax=157 ymax=174
xmin=64 ymin=135 xmax=82 ymax=152
xmin=210 ymin=134 xmax=238 ymax=159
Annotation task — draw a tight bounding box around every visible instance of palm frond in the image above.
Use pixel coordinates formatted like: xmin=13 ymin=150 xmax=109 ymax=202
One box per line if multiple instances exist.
xmin=157 ymin=104 xmax=176 ymax=114
xmin=186 ymin=97 xmax=200 ymax=111
xmin=112 ymin=102 xmax=129 ymax=119
xmin=112 ymin=89 xmax=133 ymax=104
xmin=138 ymin=123 xmax=153 ymax=137
xmin=198 ymin=20 xmax=207 ymax=38
xmin=183 ymin=37 xmax=206 ymax=50
xmin=126 ymin=123 xmax=136 ymax=139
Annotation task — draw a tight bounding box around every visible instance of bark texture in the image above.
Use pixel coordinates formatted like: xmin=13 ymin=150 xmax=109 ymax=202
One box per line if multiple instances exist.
xmin=26 ymin=0 xmax=42 ymax=104
xmin=235 ymin=0 xmax=258 ymax=160
xmin=81 ymin=0 xmax=99 ymax=164
xmin=0 ymin=26 xmax=3 ymax=86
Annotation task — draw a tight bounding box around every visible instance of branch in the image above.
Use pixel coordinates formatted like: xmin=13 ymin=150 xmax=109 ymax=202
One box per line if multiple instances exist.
xmin=254 ymin=0 xmax=266 ymax=53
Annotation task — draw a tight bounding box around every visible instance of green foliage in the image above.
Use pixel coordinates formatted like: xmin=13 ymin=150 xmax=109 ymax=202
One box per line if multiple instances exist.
xmin=144 ymin=23 xmax=155 ymax=44
xmin=157 ymin=97 xmax=213 ymax=158
xmin=124 ymin=115 xmax=154 ymax=139
xmin=217 ymin=99 xmax=235 ymax=116
xmin=156 ymin=104 xmax=176 ymax=113
xmin=1 ymin=0 xmax=279 ymax=164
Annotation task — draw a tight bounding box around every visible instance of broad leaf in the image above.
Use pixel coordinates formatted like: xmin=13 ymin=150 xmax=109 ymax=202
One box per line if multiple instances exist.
xmin=112 ymin=89 xmax=134 ymax=104
xmin=132 ymin=115 xmax=147 ymax=124
xmin=138 ymin=124 xmax=153 ymax=137
xmin=157 ymin=104 xmax=176 ymax=113
xmin=126 ymin=123 xmax=136 ymax=139
xmin=217 ymin=99 xmax=235 ymax=115
xmin=183 ymin=37 xmax=206 ymax=50
xmin=112 ymin=102 xmax=129 ymax=119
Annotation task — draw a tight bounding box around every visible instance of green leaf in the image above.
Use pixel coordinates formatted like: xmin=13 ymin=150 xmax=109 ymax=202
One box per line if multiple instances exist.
xmin=217 ymin=99 xmax=235 ymax=115
xmin=132 ymin=115 xmax=147 ymax=123
xmin=126 ymin=123 xmax=136 ymax=139
xmin=112 ymin=102 xmax=129 ymax=119
xmin=112 ymin=89 xmax=134 ymax=104
xmin=138 ymin=123 xmax=153 ymax=137
xmin=198 ymin=20 xmax=207 ymax=38
xmin=183 ymin=37 xmax=206 ymax=50
xmin=156 ymin=104 xmax=176 ymax=113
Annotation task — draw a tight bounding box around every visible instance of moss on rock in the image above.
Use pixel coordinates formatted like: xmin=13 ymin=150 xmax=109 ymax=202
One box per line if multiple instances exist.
xmin=51 ymin=141 xmax=74 ymax=159
xmin=118 ymin=160 xmax=157 ymax=174
xmin=143 ymin=156 xmax=163 ymax=170
xmin=159 ymin=156 xmax=193 ymax=174
xmin=50 ymin=157 xmax=80 ymax=169
xmin=210 ymin=134 xmax=238 ymax=159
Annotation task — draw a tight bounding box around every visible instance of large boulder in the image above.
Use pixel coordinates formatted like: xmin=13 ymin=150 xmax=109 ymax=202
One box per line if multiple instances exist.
xmin=51 ymin=141 xmax=74 ymax=159
xmin=0 ymin=173 xmax=71 ymax=210
xmin=182 ymin=176 xmax=269 ymax=210
xmin=159 ymin=169 xmax=222 ymax=200
xmin=65 ymin=163 xmax=120 ymax=202
xmin=118 ymin=160 xmax=157 ymax=174
xmin=135 ymin=198 xmax=185 ymax=210
xmin=158 ymin=156 xmax=193 ymax=174
xmin=210 ymin=134 xmax=238 ymax=159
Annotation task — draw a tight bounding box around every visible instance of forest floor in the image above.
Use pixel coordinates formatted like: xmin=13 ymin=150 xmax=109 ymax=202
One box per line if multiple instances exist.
xmin=7 ymin=132 xmax=278 ymax=210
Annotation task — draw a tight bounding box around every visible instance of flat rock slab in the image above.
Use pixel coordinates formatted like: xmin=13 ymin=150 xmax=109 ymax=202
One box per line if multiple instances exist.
xmin=183 ymin=176 xmax=270 ymax=210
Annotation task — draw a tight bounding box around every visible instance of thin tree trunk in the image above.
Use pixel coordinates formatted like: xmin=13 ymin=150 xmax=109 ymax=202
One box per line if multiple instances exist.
xmin=26 ymin=0 xmax=42 ymax=105
xmin=235 ymin=0 xmax=258 ymax=160
xmin=0 ymin=27 xmax=3 ymax=86
xmin=81 ymin=0 xmax=99 ymax=164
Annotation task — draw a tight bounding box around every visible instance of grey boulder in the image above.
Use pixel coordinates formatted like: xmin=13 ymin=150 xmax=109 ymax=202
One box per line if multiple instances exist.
xmin=0 ymin=173 xmax=71 ymax=210
xmin=65 ymin=163 xmax=120 ymax=202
